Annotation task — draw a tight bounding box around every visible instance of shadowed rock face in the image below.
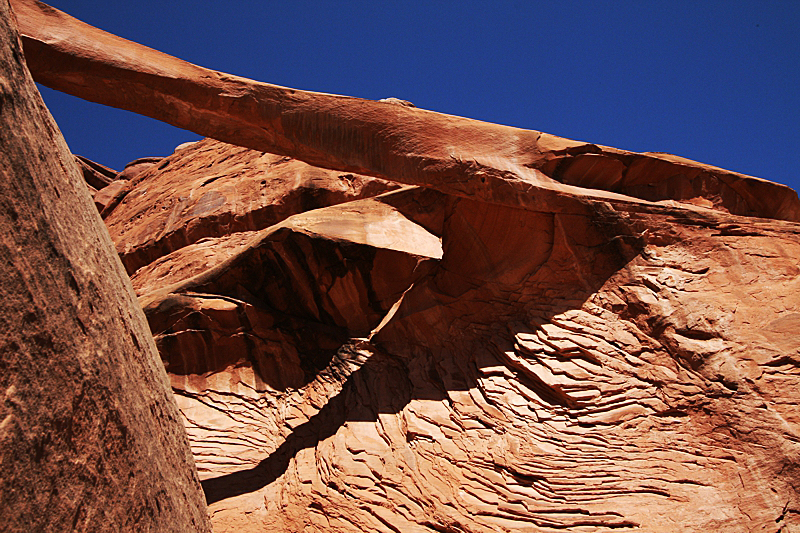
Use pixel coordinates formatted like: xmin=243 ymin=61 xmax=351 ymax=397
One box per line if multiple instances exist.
xmin=0 ymin=2 xmax=210 ymax=532
xmin=7 ymin=1 xmax=800 ymax=532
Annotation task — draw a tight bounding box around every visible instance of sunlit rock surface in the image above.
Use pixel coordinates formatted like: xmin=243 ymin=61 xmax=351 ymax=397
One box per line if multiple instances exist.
xmin=8 ymin=0 xmax=800 ymax=530
xmin=97 ymin=140 xmax=800 ymax=533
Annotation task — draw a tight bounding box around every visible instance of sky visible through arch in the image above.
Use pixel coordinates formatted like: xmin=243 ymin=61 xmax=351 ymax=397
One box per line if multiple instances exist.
xmin=36 ymin=0 xmax=800 ymax=194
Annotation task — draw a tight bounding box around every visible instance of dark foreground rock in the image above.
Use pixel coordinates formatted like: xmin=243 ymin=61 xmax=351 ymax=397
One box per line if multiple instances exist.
xmin=0 ymin=2 xmax=210 ymax=531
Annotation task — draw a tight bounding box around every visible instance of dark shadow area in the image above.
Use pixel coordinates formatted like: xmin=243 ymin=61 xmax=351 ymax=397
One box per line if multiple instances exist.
xmin=199 ymin=199 xmax=649 ymax=505
xmin=201 ymin=382 xmax=350 ymax=504
xmin=149 ymin=292 xmax=349 ymax=389
xmin=199 ymin=285 xmax=615 ymax=504
xmin=200 ymin=340 xmax=416 ymax=504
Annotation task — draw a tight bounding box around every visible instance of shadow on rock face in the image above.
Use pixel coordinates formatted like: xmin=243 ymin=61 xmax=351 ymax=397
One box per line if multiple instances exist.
xmin=92 ymin=138 xmax=800 ymax=533
xmin=119 ymin=154 xmax=800 ymax=532
xmin=141 ymin=187 xmax=445 ymax=390
xmin=199 ymin=192 xmax=649 ymax=506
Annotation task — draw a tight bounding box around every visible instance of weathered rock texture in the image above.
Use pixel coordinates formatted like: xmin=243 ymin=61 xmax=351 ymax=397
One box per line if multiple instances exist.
xmin=9 ymin=1 xmax=800 ymax=532
xmin=0 ymin=2 xmax=210 ymax=532
xmin=122 ymin=142 xmax=800 ymax=533
xmin=103 ymin=137 xmax=400 ymax=274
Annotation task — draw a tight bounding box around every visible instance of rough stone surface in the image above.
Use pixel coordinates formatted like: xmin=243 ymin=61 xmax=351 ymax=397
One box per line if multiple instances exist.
xmin=118 ymin=156 xmax=163 ymax=181
xmin=93 ymin=179 xmax=130 ymax=217
xmin=0 ymin=2 xmax=211 ymax=532
xmin=132 ymin=159 xmax=800 ymax=532
xmin=8 ymin=2 xmax=800 ymax=532
xmin=135 ymin=185 xmax=443 ymax=386
xmin=76 ymin=154 xmax=116 ymax=190
xmin=110 ymin=140 xmax=800 ymax=533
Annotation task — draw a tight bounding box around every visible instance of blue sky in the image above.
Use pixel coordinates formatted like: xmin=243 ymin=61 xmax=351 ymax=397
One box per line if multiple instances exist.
xmin=37 ymin=1 xmax=800 ymax=194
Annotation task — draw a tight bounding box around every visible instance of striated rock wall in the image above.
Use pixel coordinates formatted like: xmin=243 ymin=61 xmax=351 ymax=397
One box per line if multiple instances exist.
xmin=108 ymin=140 xmax=800 ymax=533
xmin=0 ymin=2 xmax=210 ymax=531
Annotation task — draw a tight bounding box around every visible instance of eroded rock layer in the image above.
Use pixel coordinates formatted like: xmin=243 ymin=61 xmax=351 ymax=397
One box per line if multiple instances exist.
xmin=115 ymin=140 xmax=800 ymax=533
xmin=105 ymin=138 xmax=399 ymax=274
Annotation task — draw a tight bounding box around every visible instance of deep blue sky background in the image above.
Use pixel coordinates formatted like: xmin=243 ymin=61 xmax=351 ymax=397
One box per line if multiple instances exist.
xmin=37 ymin=1 xmax=800 ymax=193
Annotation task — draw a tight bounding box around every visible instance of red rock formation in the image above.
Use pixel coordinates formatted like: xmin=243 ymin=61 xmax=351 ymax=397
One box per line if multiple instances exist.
xmin=0 ymin=1 xmax=211 ymax=532
xmin=10 ymin=0 xmax=800 ymax=223
xmin=131 ymin=147 xmax=800 ymax=532
xmin=8 ymin=2 xmax=800 ymax=532
xmin=103 ymin=137 xmax=400 ymax=274
xmin=118 ymin=156 xmax=163 ymax=181
xmin=112 ymin=140 xmax=800 ymax=533
xmin=75 ymin=154 xmax=116 ymax=190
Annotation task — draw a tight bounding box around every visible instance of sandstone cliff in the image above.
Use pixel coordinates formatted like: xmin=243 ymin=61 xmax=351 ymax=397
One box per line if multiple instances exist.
xmin=6 ymin=1 xmax=800 ymax=532
xmin=114 ymin=139 xmax=800 ymax=533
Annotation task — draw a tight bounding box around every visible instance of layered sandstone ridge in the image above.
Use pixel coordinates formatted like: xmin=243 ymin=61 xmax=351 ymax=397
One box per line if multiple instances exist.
xmin=7 ymin=1 xmax=800 ymax=532
xmin=104 ymin=138 xmax=400 ymax=274
xmin=98 ymin=137 xmax=800 ymax=532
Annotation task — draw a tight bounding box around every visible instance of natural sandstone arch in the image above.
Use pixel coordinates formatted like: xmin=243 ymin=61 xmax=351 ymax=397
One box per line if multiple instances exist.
xmin=5 ymin=2 xmax=800 ymax=532
xmin=9 ymin=0 xmax=800 ymax=222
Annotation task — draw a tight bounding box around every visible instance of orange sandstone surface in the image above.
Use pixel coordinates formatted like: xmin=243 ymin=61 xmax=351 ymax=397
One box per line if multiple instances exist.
xmin=5 ymin=1 xmax=800 ymax=532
